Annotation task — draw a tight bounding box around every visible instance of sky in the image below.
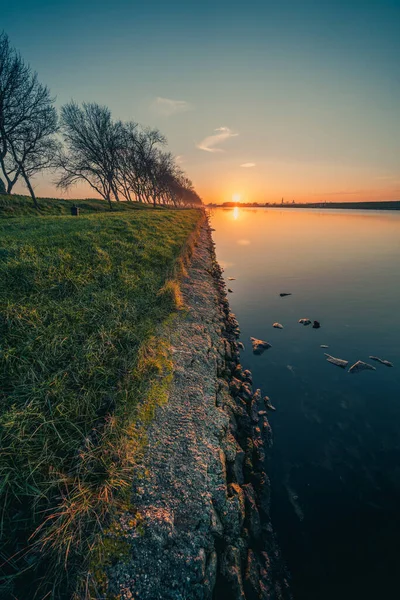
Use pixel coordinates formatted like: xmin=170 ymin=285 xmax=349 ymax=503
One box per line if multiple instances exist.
xmin=1 ymin=0 xmax=400 ymax=203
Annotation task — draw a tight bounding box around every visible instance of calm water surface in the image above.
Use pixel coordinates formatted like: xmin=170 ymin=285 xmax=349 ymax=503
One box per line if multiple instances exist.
xmin=210 ymin=207 xmax=400 ymax=600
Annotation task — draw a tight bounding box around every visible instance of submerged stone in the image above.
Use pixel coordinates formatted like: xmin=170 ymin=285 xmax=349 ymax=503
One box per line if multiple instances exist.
xmin=279 ymin=293 xmax=292 ymax=297
xmin=273 ymin=322 xmax=284 ymax=329
xmin=250 ymin=337 xmax=272 ymax=355
xmin=348 ymin=360 xmax=376 ymax=374
xmin=369 ymin=356 xmax=393 ymax=367
xmin=298 ymin=318 xmax=311 ymax=326
xmin=324 ymin=353 xmax=349 ymax=368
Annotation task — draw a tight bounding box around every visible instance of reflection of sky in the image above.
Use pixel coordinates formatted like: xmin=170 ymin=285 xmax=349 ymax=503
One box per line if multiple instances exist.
xmin=209 ymin=206 xmax=400 ymax=600
xmin=3 ymin=0 xmax=400 ymax=203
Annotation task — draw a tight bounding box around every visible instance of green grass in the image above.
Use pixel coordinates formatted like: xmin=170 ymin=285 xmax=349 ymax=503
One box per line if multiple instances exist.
xmin=0 ymin=208 xmax=203 ymax=598
xmin=0 ymin=194 xmax=162 ymax=218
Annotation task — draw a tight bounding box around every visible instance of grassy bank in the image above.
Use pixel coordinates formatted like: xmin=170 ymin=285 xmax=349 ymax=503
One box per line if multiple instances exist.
xmin=0 ymin=207 xmax=203 ymax=598
xmin=0 ymin=194 xmax=162 ymax=218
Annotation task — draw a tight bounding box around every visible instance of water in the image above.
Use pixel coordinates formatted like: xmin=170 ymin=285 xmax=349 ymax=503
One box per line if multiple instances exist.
xmin=210 ymin=207 xmax=400 ymax=600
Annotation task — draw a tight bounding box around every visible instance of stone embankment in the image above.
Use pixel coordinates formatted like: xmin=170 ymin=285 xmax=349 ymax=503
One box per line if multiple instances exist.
xmin=104 ymin=217 xmax=292 ymax=600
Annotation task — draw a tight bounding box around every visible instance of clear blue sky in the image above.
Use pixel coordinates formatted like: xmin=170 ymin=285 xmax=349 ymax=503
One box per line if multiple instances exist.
xmin=2 ymin=0 xmax=400 ymax=202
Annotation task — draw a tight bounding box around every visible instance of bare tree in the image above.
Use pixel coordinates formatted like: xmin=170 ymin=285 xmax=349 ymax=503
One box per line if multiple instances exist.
xmin=55 ymin=99 xmax=202 ymax=210
xmin=116 ymin=124 xmax=166 ymax=204
xmin=0 ymin=32 xmax=30 ymax=192
xmin=0 ymin=32 xmax=58 ymax=204
xmin=56 ymin=102 xmax=124 ymax=208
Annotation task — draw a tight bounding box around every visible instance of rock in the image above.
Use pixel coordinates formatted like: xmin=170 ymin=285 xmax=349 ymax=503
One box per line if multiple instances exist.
xmin=250 ymin=337 xmax=272 ymax=355
xmin=228 ymin=288 xmax=233 ymax=293
xmin=273 ymin=322 xmax=284 ymax=329
xmin=228 ymin=277 xmax=236 ymax=280
xmin=238 ymin=341 xmax=245 ymax=350
xmin=312 ymin=320 xmax=321 ymax=329
xmin=242 ymin=484 xmax=261 ymax=539
xmin=204 ymin=551 xmax=218 ymax=599
xmin=240 ymin=381 xmax=253 ymax=401
xmin=227 ymin=483 xmax=246 ymax=530
xmin=244 ymin=549 xmax=261 ymax=596
xmin=257 ymin=472 xmax=271 ymax=517
xmin=324 ymin=353 xmax=348 ymax=368
xmin=369 ymin=356 xmax=393 ymax=367
xmin=279 ymin=293 xmax=292 ymax=297
xmin=348 ymin=360 xmax=376 ymax=374
xmin=233 ymin=364 xmax=243 ymax=379
xmin=298 ymin=318 xmax=311 ymax=326
xmin=242 ymin=369 xmax=252 ymax=383
xmin=220 ymin=546 xmax=246 ymax=600
xmin=224 ymin=339 xmax=232 ymax=360
xmin=263 ymin=395 xmax=272 ymax=409
xmin=250 ymin=390 xmax=262 ymax=423
xmin=320 ymin=344 xmax=329 ymax=348
xmin=230 ymin=377 xmax=242 ymax=397
xmin=231 ymin=446 xmax=245 ymax=485
xmin=210 ymin=506 xmax=224 ymax=538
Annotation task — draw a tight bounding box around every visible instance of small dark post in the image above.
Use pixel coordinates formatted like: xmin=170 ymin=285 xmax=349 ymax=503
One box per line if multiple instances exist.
xmin=71 ymin=204 xmax=79 ymax=216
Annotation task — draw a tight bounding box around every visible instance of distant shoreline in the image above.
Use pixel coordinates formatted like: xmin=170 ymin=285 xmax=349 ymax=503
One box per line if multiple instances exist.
xmin=209 ymin=200 xmax=400 ymax=211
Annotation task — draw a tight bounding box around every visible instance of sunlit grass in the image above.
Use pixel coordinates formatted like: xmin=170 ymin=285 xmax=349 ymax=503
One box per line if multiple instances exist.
xmin=0 ymin=208 xmax=202 ymax=598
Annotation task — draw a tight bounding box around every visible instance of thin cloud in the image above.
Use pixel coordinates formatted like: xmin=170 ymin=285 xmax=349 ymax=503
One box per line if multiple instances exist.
xmin=152 ymin=97 xmax=193 ymax=116
xmin=240 ymin=162 xmax=256 ymax=168
xmin=197 ymin=127 xmax=238 ymax=153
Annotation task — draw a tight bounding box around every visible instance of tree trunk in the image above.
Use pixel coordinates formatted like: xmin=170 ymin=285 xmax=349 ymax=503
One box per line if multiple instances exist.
xmin=105 ymin=194 xmax=113 ymax=210
xmin=21 ymin=167 xmax=39 ymax=209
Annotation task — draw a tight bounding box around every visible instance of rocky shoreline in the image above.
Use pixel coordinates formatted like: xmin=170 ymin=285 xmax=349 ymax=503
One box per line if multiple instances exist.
xmin=101 ymin=217 xmax=292 ymax=599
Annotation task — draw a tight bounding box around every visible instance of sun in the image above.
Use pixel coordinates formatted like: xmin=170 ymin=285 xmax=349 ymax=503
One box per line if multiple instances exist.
xmin=232 ymin=193 xmax=241 ymax=203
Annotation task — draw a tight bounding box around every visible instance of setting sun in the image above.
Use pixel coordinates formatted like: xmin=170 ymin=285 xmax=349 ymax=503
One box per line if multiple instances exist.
xmin=232 ymin=193 xmax=241 ymax=203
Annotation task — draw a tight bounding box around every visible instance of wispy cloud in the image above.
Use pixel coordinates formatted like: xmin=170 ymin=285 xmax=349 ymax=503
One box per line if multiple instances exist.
xmin=152 ymin=97 xmax=193 ymax=116
xmin=240 ymin=162 xmax=256 ymax=168
xmin=197 ymin=127 xmax=238 ymax=153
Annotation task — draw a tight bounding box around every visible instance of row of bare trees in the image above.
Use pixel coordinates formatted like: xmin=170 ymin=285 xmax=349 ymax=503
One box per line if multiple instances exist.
xmin=0 ymin=32 xmax=202 ymax=208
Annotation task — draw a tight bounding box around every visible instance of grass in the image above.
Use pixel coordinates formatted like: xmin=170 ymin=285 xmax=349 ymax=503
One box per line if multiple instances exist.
xmin=0 ymin=206 xmax=203 ymax=598
xmin=0 ymin=194 xmax=162 ymax=218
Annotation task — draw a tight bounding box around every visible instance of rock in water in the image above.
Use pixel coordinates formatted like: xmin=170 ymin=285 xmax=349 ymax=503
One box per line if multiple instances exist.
xmin=313 ymin=320 xmax=321 ymax=329
xmin=238 ymin=341 xmax=245 ymax=350
xmin=250 ymin=337 xmax=272 ymax=355
xmin=320 ymin=345 xmax=329 ymax=348
xmin=324 ymin=353 xmax=349 ymax=368
xmin=369 ymin=356 xmax=393 ymax=367
xmin=349 ymin=360 xmax=376 ymax=374
xmin=299 ymin=318 xmax=312 ymax=326
xmin=228 ymin=288 xmax=233 ymax=293
xmin=280 ymin=292 xmax=292 ymax=297
xmin=227 ymin=277 xmax=236 ymax=280
xmin=263 ymin=396 xmax=276 ymax=410
xmin=273 ymin=322 xmax=284 ymax=329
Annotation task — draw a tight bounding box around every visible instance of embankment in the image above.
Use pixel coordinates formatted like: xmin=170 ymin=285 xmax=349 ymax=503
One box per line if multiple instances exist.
xmin=102 ymin=218 xmax=291 ymax=599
